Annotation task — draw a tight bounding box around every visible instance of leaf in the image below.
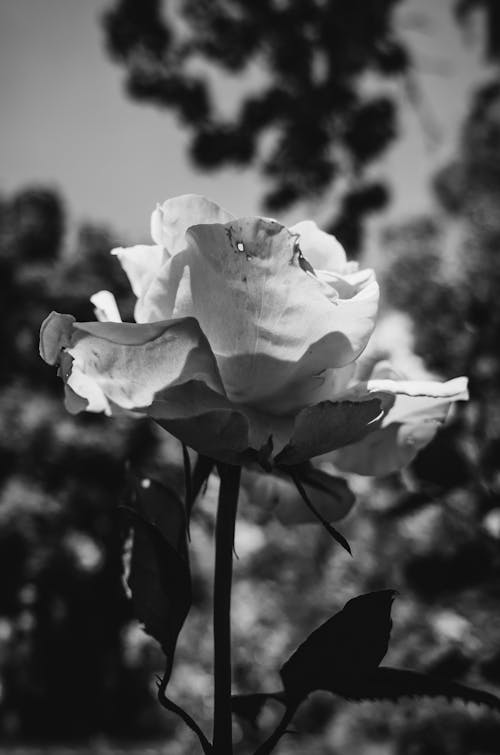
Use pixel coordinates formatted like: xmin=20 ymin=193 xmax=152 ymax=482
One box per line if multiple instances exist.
xmin=242 ymin=590 xmax=500 ymax=737
xmin=123 ymin=477 xmax=191 ymax=683
xmin=288 ymin=470 xmax=352 ymax=554
xmin=296 ymin=463 xmax=353 ymax=498
xmin=188 ymin=454 xmax=215 ymax=520
xmin=280 ymin=591 xmax=397 ymax=701
xmin=290 ymin=462 xmax=356 ymax=523
xmin=244 ymin=463 xmax=355 ymax=525
xmin=275 ymin=398 xmax=383 ymax=465
xmin=279 ymin=590 xmax=500 ymax=714
xmin=342 ymin=667 xmax=500 ymax=714
xmin=146 ymin=377 xmax=254 ymax=466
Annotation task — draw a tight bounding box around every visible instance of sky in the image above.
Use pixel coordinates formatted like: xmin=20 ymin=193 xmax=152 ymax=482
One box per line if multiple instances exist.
xmin=0 ymin=0 xmax=486 ymax=245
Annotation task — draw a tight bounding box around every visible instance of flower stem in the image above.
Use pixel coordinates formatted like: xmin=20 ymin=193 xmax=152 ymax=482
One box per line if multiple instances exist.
xmin=254 ymin=703 xmax=299 ymax=755
xmin=213 ymin=462 xmax=241 ymax=753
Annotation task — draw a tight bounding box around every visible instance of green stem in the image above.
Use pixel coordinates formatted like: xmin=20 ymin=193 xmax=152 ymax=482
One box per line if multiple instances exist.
xmin=213 ymin=462 xmax=241 ymax=753
xmin=253 ymin=703 xmax=298 ymax=755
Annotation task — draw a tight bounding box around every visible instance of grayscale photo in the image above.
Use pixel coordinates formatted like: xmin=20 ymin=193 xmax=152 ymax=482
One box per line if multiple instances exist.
xmin=1 ymin=1 xmax=499 ymax=753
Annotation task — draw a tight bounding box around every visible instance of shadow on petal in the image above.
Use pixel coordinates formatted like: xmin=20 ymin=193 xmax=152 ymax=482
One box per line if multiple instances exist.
xmin=146 ymin=381 xmax=292 ymax=465
xmin=155 ymin=220 xmax=378 ymax=409
xmin=219 ymin=332 xmax=357 ymax=413
xmin=157 ymin=410 xmax=251 ymax=466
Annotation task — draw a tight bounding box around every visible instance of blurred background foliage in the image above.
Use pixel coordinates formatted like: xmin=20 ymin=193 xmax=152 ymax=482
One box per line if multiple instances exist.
xmin=2 ymin=0 xmax=500 ymax=753
xmin=102 ymin=0 xmax=407 ymax=253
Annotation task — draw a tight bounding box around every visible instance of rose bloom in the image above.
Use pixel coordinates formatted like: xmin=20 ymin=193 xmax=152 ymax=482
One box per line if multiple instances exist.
xmin=40 ymin=195 xmax=467 ymax=479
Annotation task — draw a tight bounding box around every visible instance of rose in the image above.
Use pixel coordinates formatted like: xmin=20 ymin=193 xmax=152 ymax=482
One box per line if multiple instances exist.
xmin=40 ymin=194 xmax=467 ymax=469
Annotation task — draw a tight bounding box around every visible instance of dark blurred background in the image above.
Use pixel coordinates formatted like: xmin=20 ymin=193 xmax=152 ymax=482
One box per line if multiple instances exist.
xmin=2 ymin=0 xmax=500 ymax=753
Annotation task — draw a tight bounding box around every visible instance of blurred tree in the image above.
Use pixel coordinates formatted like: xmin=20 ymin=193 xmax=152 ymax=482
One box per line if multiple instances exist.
xmin=385 ymin=2 xmax=500 ymax=464
xmin=102 ymin=0 xmax=410 ymax=253
xmin=276 ymin=9 xmax=500 ymax=750
xmin=372 ymin=13 xmax=500 ymax=748
xmin=7 ymin=189 xmax=65 ymax=263
xmin=456 ymin=0 xmax=500 ymax=61
xmin=0 ymin=187 xmax=175 ymax=741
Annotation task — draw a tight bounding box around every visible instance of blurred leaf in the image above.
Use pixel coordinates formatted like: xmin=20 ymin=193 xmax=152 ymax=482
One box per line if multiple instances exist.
xmin=341 ymin=667 xmax=500 ymax=712
xmin=123 ymin=477 xmax=191 ymax=682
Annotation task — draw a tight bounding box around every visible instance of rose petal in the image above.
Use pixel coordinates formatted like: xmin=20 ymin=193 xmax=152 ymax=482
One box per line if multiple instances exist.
xmin=365 ymin=376 xmax=468 ymax=422
xmin=329 ymin=422 xmax=437 ymax=476
xmin=317 ymin=267 xmax=377 ymax=299
xmin=39 ymin=312 xmax=76 ymax=365
xmin=111 ymin=244 xmax=166 ymax=322
xmin=151 ymin=194 xmax=234 ymax=252
xmin=156 ymin=406 xmax=251 ymax=465
xmin=40 ymin=312 xmax=225 ymax=410
xmin=265 ymin=363 xmax=356 ymax=416
xmin=90 ymin=290 xmax=122 ymax=322
xmin=117 ymin=196 xmax=235 ymax=324
xmin=144 ymin=217 xmax=378 ymax=412
xmin=329 ymin=373 xmax=469 ymax=475
xmin=290 ymin=220 xmax=347 ymax=272
xmin=39 ymin=311 xmax=293 ymax=463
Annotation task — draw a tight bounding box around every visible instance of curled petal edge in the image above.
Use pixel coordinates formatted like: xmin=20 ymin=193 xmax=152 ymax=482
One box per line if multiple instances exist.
xmin=329 ymin=375 xmax=469 ymax=476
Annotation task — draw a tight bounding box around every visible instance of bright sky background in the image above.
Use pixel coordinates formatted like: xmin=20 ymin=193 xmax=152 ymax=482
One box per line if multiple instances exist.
xmin=0 ymin=0 xmax=485 ymax=245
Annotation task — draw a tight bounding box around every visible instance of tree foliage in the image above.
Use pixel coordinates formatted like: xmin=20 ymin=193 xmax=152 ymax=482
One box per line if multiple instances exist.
xmin=0 ymin=187 xmax=173 ymax=740
xmin=375 ymin=25 xmax=500 ymax=749
xmin=102 ymin=0 xmax=409 ymax=252
xmin=2 ymin=182 xmax=500 ymax=751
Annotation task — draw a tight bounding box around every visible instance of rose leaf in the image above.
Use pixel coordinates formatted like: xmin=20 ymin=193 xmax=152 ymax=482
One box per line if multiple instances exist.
xmin=122 ymin=477 xmax=191 ymax=683
xmin=280 ymin=590 xmax=397 ymax=702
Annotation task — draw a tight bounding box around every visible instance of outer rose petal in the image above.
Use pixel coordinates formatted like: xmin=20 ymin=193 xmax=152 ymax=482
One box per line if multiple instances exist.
xmin=329 ymin=370 xmax=469 ymax=476
xmin=142 ymin=217 xmax=379 ymax=412
xmin=39 ymin=312 xmax=293 ymax=464
xmin=317 ymin=267 xmax=377 ymax=300
xmin=39 ymin=311 xmax=225 ymax=412
xmin=142 ymin=380 xmax=293 ymax=462
xmin=39 ymin=312 xmax=76 ymax=365
xmin=290 ymin=220 xmax=347 ymax=272
xmin=111 ymin=244 xmax=166 ymax=322
xmin=90 ymin=290 xmax=122 ymax=322
xmin=151 ymin=194 xmax=234 ymax=251
xmin=117 ymin=195 xmax=235 ymax=324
